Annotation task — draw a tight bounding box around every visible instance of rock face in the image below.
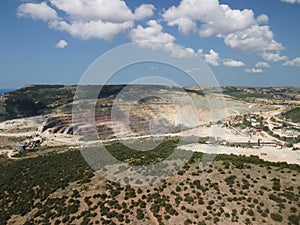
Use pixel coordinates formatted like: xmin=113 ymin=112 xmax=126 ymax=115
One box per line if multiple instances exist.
xmin=4 ymin=85 xmax=295 ymax=138
xmin=40 ymin=99 xmax=191 ymax=137
xmin=38 ymin=85 xmax=202 ymax=137
xmin=41 ymin=114 xmax=74 ymax=135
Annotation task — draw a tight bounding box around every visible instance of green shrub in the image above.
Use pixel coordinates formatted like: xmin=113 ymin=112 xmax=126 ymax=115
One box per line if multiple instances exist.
xmin=270 ymin=213 xmax=283 ymax=222
xmin=136 ymin=209 xmax=144 ymax=220
xmin=288 ymin=215 xmax=300 ymax=225
xmin=224 ymin=175 xmax=236 ymax=186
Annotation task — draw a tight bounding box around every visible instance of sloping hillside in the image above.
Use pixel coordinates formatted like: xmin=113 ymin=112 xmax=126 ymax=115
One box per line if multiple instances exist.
xmin=0 ymin=85 xmax=76 ymax=121
xmin=283 ymin=107 xmax=300 ymax=123
xmin=0 ymin=84 xmax=201 ymax=122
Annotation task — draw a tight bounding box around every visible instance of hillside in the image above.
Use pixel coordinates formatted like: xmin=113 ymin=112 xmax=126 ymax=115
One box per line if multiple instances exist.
xmin=0 ymin=84 xmax=200 ymax=122
xmin=223 ymin=86 xmax=300 ymax=102
xmin=0 ymin=85 xmax=76 ymax=121
xmin=0 ymin=140 xmax=299 ymax=225
xmin=1 ymin=85 xmax=299 ymax=122
xmin=283 ymin=107 xmax=300 ymax=123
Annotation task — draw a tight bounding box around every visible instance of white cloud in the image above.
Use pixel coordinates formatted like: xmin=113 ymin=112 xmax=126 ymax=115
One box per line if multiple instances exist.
xmin=55 ymin=40 xmax=68 ymax=48
xmin=130 ymin=20 xmax=175 ymax=44
xmin=49 ymin=0 xmax=154 ymax=22
xmin=197 ymin=49 xmax=245 ymax=67
xmin=168 ymin=18 xmax=197 ymax=35
xmin=164 ymin=44 xmax=195 ymax=58
xmin=17 ymin=2 xmax=58 ymax=21
xmin=49 ymin=20 xmax=133 ymax=41
xmin=245 ymin=68 xmax=263 ymax=73
xmin=222 ymin=59 xmax=245 ymax=67
xmin=163 ymin=0 xmax=284 ymax=60
xmin=281 ymin=0 xmax=300 ymax=3
xmin=129 ymin=20 xmax=194 ymax=58
xmin=163 ymin=0 xmax=256 ymax=37
xmin=255 ymin=62 xmax=270 ymax=68
xmin=257 ymin=14 xmax=269 ymax=24
xmin=203 ymin=49 xmax=220 ymax=66
xmin=197 ymin=49 xmax=204 ymax=58
xmin=18 ymin=0 xmax=155 ymax=40
xmin=134 ymin=4 xmax=155 ymax=20
xmin=224 ymin=25 xmax=284 ymax=53
xmin=283 ymin=57 xmax=300 ymax=66
xmin=259 ymin=52 xmax=288 ymax=62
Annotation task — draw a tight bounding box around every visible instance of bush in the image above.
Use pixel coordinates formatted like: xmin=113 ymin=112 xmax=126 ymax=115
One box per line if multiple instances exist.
xmin=214 ymin=217 xmax=220 ymax=223
xmin=270 ymin=213 xmax=283 ymax=222
xmin=224 ymin=175 xmax=236 ymax=186
xmin=136 ymin=209 xmax=144 ymax=220
xmin=164 ymin=214 xmax=171 ymax=220
xmin=269 ymin=194 xmax=285 ymax=203
xmin=184 ymin=219 xmax=192 ymax=224
xmin=288 ymin=215 xmax=300 ymax=225
xmin=290 ymin=207 xmax=297 ymax=213
xmin=247 ymin=209 xmax=254 ymax=216
xmin=271 ymin=178 xmax=281 ymax=191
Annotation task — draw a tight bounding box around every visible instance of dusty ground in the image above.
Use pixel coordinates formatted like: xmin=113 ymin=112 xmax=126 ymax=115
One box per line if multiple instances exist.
xmin=179 ymin=125 xmax=276 ymax=142
xmin=179 ymin=144 xmax=300 ymax=165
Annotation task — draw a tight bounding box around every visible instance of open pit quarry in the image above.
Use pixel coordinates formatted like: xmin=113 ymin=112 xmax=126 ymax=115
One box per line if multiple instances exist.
xmin=0 ymin=85 xmax=299 ymax=165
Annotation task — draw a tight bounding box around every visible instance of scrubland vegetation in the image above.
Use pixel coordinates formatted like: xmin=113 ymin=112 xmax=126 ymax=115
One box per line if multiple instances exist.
xmin=0 ymin=139 xmax=299 ymax=225
xmin=283 ymin=107 xmax=300 ymax=123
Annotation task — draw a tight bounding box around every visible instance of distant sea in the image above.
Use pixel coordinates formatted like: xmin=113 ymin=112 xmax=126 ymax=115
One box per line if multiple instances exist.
xmin=0 ymin=89 xmax=15 ymax=96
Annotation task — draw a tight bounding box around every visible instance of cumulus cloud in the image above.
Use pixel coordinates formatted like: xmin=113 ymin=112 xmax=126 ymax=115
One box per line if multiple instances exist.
xmin=197 ymin=49 xmax=245 ymax=67
xmin=224 ymin=25 xmax=283 ymax=53
xmin=255 ymin=62 xmax=270 ymax=68
xmin=17 ymin=0 xmax=155 ymax=40
xmin=163 ymin=0 xmax=256 ymax=37
xmin=281 ymin=0 xmax=300 ymax=3
xmin=55 ymin=40 xmax=68 ymax=48
xmin=197 ymin=49 xmax=204 ymax=58
xmin=134 ymin=4 xmax=156 ymax=20
xmin=257 ymin=14 xmax=269 ymax=24
xmin=17 ymin=2 xmax=58 ymax=21
xmin=48 ymin=0 xmax=154 ymax=22
xmin=130 ymin=20 xmax=194 ymax=58
xmin=245 ymin=68 xmax=263 ymax=73
xmin=49 ymin=20 xmax=133 ymax=41
xmin=130 ymin=20 xmax=175 ymax=44
xmin=169 ymin=18 xmax=197 ymax=35
xmin=222 ymin=59 xmax=245 ymax=67
xmin=202 ymin=49 xmax=220 ymax=66
xmin=259 ymin=52 xmax=288 ymax=62
xmin=283 ymin=57 xmax=300 ymax=66
xmin=163 ymin=0 xmax=284 ymax=61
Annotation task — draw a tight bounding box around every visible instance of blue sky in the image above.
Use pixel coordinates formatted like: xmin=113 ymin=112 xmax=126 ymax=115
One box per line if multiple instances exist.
xmin=0 ymin=0 xmax=299 ymax=88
